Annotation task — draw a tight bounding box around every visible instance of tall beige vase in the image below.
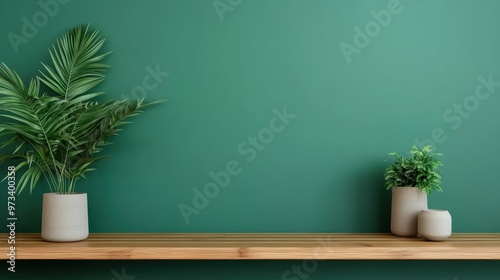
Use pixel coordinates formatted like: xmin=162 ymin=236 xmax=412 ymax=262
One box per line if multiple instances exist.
xmin=41 ymin=193 xmax=89 ymax=242
xmin=391 ymin=187 xmax=427 ymax=237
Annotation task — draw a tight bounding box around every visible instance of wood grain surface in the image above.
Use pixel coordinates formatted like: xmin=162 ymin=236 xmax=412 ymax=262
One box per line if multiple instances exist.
xmin=1 ymin=233 xmax=499 ymax=260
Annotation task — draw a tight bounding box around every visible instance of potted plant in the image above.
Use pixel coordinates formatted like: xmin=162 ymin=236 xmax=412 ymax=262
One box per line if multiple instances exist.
xmin=0 ymin=24 xmax=162 ymax=242
xmin=384 ymin=144 xmax=443 ymax=237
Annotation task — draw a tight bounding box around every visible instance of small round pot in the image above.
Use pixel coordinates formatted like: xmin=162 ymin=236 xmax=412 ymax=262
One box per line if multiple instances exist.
xmin=41 ymin=193 xmax=89 ymax=242
xmin=418 ymin=209 xmax=452 ymax=241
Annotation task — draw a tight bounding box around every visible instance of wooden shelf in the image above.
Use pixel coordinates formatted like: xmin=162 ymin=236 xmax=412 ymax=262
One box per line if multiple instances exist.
xmin=1 ymin=233 xmax=499 ymax=260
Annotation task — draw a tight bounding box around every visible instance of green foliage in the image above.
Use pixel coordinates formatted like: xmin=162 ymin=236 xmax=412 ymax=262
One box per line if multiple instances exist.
xmin=0 ymin=24 xmax=162 ymax=194
xmin=384 ymin=145 xmax=443 ymax=194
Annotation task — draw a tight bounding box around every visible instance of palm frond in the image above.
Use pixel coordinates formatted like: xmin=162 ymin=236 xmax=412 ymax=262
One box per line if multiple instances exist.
xmin=38 ymin=24 xmax=110 ymax=101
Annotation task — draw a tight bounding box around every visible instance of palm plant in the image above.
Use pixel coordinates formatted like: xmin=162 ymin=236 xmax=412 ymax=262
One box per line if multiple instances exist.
xmin=0 ymin=24 xmax=161 ymax=194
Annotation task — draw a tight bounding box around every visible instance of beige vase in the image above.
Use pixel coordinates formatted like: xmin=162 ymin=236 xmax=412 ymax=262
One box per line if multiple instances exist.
xmin=391 ymin=187 xmax=428 ymax=237
xmin=418 ymin=209 xmax=452 ymax=241
xmin=41 ymin=193 xmax=89 ymax=242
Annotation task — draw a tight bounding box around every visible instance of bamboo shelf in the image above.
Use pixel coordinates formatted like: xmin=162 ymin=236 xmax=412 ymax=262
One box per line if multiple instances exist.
xmin=1 ymin=233 xmax=499 ymax=260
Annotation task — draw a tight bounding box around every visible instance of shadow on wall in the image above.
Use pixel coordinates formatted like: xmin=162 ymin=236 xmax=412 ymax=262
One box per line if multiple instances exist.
xmin=350 ymin=161 xmax=391 ymax=233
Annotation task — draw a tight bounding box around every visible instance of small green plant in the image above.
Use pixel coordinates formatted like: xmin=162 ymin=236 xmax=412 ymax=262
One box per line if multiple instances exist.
xmin=0 ymin=24 xmax=162 ymax=194
xmin=384 ymin=145 xmax=443 ymax=194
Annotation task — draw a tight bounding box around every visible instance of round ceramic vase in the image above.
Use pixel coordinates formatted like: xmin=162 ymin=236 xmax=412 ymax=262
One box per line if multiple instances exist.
xmin=41 ymin=193 xmax=89 ymax=242
xmin=418 ymin=209 xmax=452 ymax=241
xmin=391 ymin=187 xmax=428 ymax=237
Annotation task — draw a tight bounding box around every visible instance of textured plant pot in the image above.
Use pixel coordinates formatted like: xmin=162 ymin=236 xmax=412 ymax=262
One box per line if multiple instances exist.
xmin=418 ymin=209 xmax=452 ymax=241
xmin=391 ymin=187 xmax=428 ymax=237
xmin=41 ymin=193 xmax=89 ymax=242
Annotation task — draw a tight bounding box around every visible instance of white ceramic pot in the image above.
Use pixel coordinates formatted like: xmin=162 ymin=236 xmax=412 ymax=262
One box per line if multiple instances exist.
xmin=41 ymin=193 xmax=89 ymax=242
xmin=391 ymin=187 xmax=428 ymax=237
xmin=418 ymin=209 xmax=452 ymax=241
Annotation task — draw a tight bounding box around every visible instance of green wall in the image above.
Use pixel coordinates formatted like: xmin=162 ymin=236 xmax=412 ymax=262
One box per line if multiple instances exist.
xmin=1 ymin=0 xmax=499 ymax=279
